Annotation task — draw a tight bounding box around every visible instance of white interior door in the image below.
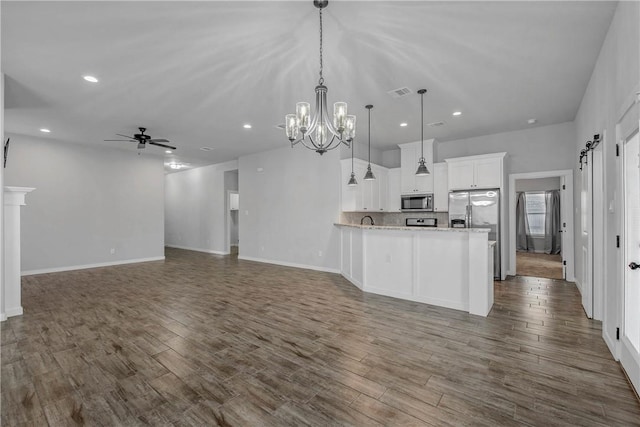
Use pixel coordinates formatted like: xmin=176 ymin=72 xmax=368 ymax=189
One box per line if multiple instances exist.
xmin=580 ymin=154 xmax=593 ymax=318
xmin=622 ymin=130 xmax=640 ymax=394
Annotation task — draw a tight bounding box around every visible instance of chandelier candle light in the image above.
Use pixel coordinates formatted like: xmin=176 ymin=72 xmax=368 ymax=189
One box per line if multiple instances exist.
xmin=285 ymin=0 xmax=356 ymax=155
xmin=415 ymin=89 xmax=430 ymax=176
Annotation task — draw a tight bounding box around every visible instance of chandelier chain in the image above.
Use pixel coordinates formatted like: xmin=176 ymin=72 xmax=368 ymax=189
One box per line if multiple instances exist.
xmin=318 ymin=7 xmax=324 ymax=85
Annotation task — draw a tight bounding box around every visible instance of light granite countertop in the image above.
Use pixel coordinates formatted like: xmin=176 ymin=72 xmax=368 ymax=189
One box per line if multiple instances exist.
xmin=334 ymin=223 xmax=491 ymax=233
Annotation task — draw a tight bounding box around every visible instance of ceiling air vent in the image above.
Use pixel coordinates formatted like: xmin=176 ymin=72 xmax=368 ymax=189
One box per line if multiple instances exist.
xmin=427 ymin=121 xmax=445 ymax=127
xmin=387 ymin=87 xmax=412 ymax=99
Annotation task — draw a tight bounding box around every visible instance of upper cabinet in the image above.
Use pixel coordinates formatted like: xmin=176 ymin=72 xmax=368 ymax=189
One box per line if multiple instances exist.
xmin=445 ymin=152 xmax=506 ymax=191
xmin=340 ymin=159 xmax=389 ymax=212
xmin=398 ymin=140 xmax=434 ymax=194
xmin=387 ymin=168 xmax=402 ymax=212
xmin=432 ymin=162 xmax=448 ymax=212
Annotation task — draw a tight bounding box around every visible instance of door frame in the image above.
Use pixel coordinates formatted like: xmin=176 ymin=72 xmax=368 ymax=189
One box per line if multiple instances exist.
xmin=225 ymin=190 xmax=239 ymax=254
xmin=508 ymin=170 xmax=574 ymax=281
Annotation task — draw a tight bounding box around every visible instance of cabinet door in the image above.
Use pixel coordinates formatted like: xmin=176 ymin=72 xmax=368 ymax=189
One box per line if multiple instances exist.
xmin=400 ymin=145 xmax=417 ymax=194
xmin=387 ymin=168 xmax=402 ymax=212
xmin=433 ymin=162 xmax=448 ymax=212
xmin=473 ymin=157 xmax=502 ymax=189
xmin=448 ymin=160 xmax=475 ymax=190
xmin=354 ymin=162 xmax=367 ymax=211
xmin=376 ymin=166 xmax=388 ymax=212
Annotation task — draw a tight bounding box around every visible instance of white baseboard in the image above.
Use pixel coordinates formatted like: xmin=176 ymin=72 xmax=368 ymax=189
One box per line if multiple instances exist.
xmin=603 ymin=327 xmax=619 ymax=361
xmin=238 ymin=255 xmax=340 ymax=274
xmin=165 ymin=245 xmax=229 ymax=255
xmin=5 ymin=307 xmax=23 ymax=318
xmin=0 ymin=313 xmax=6 ymax=322
xmin=22 ymin=256 xmax=166 ymax=276
xmin=341 ymin=274 xmax=363 ymax=290
xmin=364 ymin=286 xmax=468 ymax=312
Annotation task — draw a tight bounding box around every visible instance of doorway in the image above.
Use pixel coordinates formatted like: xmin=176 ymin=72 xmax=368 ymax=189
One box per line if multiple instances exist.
xmin=227 ymin=190 xmax=239 ymax=256
xmin=514 ymin=179 xmax=564 ymax=280
xmin=508 ymin=170 xmax=574 ymax=282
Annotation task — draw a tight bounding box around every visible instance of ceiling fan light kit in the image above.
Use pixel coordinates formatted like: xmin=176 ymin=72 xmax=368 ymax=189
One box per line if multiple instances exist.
xmin=285 ymin=0 xmax=355 ymax=155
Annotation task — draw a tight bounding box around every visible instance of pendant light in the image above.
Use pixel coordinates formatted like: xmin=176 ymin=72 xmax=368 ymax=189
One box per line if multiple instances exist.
xmin=363 ymin=104 xmax=376 ymax=181
xmin=347 ymin=136 xmax=358 ymax=186
xmin=415 ymin=89 xmax=430 ymax=176
xmin=284 ymin=0 xmax=356 ymax=155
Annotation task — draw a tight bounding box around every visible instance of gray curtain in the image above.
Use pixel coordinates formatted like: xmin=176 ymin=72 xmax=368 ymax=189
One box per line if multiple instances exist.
xmin=516 ymin=192 xmax=531 ymax=251
xmin=544 ymin=190 xmax=562 ymax=254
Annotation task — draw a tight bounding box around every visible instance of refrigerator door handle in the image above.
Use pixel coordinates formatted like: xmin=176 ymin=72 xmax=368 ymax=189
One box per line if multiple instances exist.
xmin=467 ymin=204 xmax=472 ymax=228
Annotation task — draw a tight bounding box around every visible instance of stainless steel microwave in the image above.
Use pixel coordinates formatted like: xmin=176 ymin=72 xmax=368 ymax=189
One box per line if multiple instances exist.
xmin=401 ymin=193 xmax=434 ymax=211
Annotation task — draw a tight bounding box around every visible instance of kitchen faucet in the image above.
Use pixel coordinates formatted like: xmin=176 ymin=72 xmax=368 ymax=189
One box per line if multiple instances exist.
xmin=360 ymin=215 xmax=374 ymax=226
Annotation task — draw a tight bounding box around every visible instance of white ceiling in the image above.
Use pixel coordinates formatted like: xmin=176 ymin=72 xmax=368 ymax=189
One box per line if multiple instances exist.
xmin=2 ymin=1 xmax=616 ymax=170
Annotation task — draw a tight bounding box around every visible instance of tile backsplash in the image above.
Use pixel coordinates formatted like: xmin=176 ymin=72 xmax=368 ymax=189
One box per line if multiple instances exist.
xmin=340 ymin=212 xmax=449 ymax=227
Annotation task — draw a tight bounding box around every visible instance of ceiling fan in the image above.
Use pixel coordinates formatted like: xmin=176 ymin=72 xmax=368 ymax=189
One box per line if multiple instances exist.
xmin=105 ymin=127 xmax=176 ymax=150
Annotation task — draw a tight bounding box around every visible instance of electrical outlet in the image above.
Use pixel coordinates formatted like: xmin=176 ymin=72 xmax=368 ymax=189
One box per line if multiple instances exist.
xmin=385 ymin=254 xmax=392 ymax=263
xmin=110 ymin=248 xmax=115 ymax=255
xmin=318 ymin=250 xmax=323 ymax=257
xmin=261 ymin=246 xmax=264 ymax=252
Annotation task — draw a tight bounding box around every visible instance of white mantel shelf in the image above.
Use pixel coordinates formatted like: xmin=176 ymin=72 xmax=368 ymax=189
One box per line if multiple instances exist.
xmin=337 ymin=224 xmax=494 ymax=317
xmin=2 ymin=186 xmax=36 ymax=321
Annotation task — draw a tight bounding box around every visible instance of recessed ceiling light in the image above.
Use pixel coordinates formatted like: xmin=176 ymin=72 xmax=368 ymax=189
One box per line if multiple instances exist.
xmin=39 ymin=128 xmax=51 ymax=133
xmin=83 ymin=75 xmax=99 ymax=83
xmin=243 ymin=124 xmax=252 ymax=129
xmin=165 ymin=150 xmax=172 ymax=154
xmin=452 ymin=111 xmax=462 ymax=116
xmin=528 ymin=118 xmax=537 ymax=124
xmin=400 ymin=123 xmax=408 ymax=127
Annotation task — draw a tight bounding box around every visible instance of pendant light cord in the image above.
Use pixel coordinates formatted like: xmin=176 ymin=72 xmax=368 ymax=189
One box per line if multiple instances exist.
xmin=318 ymin=7 xmax=324 ymax=85
xmin=420 ymin=91 xmax=424 ymax=159
xmin=368 ymin=107 xmax=371 ymax=163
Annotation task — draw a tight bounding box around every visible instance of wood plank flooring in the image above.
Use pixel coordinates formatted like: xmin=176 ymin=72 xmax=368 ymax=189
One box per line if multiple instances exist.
xmin=2 ymin=248 xmax=639 ymax=426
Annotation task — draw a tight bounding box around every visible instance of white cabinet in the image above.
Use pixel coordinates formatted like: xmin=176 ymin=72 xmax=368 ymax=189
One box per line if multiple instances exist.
xmin=446 ymin=153 xmax=505 ymax=190
xmin=387 ymin=168 xmax=401 ymax=212
xmin=398 ymin=140 xmax=434 ymax=194
xmin=433 ymin=162 xmax=448 ymax=212
xmin=340 ymin=159 xmax=389 ymax=212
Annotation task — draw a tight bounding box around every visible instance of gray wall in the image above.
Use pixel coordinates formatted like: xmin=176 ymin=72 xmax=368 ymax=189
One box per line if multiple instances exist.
xmin=573 ymin=1 xmax=639 ymax=342
xmin=239 ymin=145 xmax=341 ymax=272
xmin=164 ymin=160 xmax=238 ymax=254
xmin=5 ymin=133 xmax=165 ymax=273
xmin=515 ymin=177 xmax=561 ymax=192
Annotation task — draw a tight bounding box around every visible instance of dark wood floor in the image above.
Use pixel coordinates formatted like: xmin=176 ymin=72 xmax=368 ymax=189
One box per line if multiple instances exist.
xmin=2 ymin=248 xmax=639 ymax=426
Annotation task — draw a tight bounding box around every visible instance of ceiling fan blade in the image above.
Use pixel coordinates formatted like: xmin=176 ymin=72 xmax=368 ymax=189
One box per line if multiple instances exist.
xmin=116 ymin=134 xmax=135 ymax=139
xmin=104 ymin=139 xmax=134 ymax=142
xmin=149 ymin=141 xmax=177 ymax=150
xmin=149 ymin=138 xmax=169 ymax=143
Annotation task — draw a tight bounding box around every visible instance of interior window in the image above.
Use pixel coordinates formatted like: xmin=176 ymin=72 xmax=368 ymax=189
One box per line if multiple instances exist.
xmin=525 ymin=192 xmax=546 ymax=236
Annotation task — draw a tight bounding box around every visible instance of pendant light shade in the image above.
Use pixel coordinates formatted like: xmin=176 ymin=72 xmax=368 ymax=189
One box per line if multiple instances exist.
xmin=363 ymin=104 xmax=376 ymax=181
xmin=415 ymin=89 xmax=430 ymax=176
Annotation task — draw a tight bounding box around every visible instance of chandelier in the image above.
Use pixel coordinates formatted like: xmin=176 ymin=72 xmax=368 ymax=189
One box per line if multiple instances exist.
xmin=285 ymin=0 xmax=355 ymax=155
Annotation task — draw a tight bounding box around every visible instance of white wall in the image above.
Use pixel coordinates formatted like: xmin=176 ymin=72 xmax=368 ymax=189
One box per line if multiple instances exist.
xmin=239 ymin=145 xmax=341 ymax=272
xmin=4 ymin=133 xmax=166 ymax=274
xmin=164 ymin=160 xmax=238 ymax=255
xmin=573 ymin=1 xmax=640 ymax=351
xmin=224 ymin=170 xmax=239 ymax=247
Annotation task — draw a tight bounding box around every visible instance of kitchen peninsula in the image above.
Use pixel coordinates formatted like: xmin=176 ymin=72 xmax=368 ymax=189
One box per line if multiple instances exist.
xmin=335 ymin=223 xmax=495 ymax=317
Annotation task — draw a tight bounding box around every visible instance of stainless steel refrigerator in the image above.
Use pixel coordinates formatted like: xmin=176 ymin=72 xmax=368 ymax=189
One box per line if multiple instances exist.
xmin=448 ymin=189 xmax=500 ymax=279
